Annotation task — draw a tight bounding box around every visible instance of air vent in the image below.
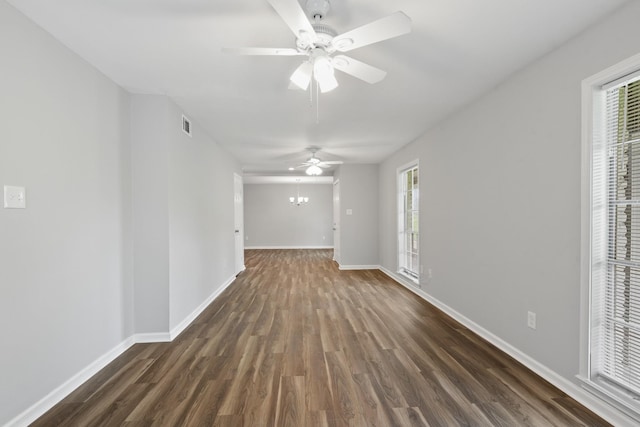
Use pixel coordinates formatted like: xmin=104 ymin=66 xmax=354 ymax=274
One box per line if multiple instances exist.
xmin=182 ymin=114 xmax=192 ymax=137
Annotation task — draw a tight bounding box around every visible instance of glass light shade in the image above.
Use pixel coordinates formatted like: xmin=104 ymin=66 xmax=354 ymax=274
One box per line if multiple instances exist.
xmin=290 ymin=61 xmax=312 ymax=90
xmin=306 ymin=165 xmax=323 ymax=175
xmin=313 ymin=56 xmax=333 ymax=80
xmin=313 ymin=56 xmax=338 ymax=93
xmin=289 ymin=197 xmax=295 ymax=203
xmin=317 ymin=73 xmax=338 ymax=93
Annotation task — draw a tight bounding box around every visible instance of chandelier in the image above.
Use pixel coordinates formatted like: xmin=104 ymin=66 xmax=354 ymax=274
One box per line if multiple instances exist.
xmin=290 ymin=179 xmax=309 ymax=206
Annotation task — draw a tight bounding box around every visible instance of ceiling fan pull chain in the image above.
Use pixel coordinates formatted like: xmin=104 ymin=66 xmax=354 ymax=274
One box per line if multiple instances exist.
xmin=316 ymin=80 xmax=320 ymax=124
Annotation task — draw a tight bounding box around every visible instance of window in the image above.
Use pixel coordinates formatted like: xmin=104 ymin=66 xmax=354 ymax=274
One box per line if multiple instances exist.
xmin=584 ymin=63 xmax=640 ymax=419
xmin=398 ymin=162 xmax=419 ymax=282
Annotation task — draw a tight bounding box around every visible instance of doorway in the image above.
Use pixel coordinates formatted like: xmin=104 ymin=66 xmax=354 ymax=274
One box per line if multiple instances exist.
xmin=234 ymin=173 xmax=245 ymax=274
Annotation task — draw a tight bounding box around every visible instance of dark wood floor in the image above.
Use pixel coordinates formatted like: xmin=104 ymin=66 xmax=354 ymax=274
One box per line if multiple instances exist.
xmin=33 ymin=249 xmax=609 ymax=426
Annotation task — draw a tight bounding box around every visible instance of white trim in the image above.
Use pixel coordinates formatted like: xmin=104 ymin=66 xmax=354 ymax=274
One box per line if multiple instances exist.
xmin=396 ymin=160 xmax=420 ymax=280
xmin=6 ymin=275 xmax=240 ymax=427
xmin=396 ymin=159 xmax=420 ymax=175
xmin=578 ymin=376 xmax=640 ymax=423
xmin=380 ymin=266 xmax=421 ymax=289
xmin=245 ymin=245 xmax=334 ymax=249
xmin=243 ymin=175 xmax=333 ymax=184
xmin=378 ymin=267 xmax=637 ymax=427
xmin=601 ymin=68 xmax=640 ymax=91
xmin=133 ymin=332 xmax=171 ymax=343
xmin=338 ymin=264 xmax=381 ymax=271
xmin=5 ymin=337 xmax=136 ymax=427
xmin=397 ymin=269 xmax=419 ymax=285
xmin=169 ymin=274 xmax=236 ymax=340
xmin=580 ymin=52 xmax=640 ymax=419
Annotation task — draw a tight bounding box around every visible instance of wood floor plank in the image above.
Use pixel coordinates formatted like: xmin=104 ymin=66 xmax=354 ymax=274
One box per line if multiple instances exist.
xmin=274 ymin=376 xmax=306 ymax=427
xmin=304 ymin=333 xmax=334 ymax=412
xmin=324 ymin=351 xmax=360 ymax=424
xmin=32 ymin=249 xmax=611 ymax=426
xmin=392 ymin=407 xmax=431 ymax=427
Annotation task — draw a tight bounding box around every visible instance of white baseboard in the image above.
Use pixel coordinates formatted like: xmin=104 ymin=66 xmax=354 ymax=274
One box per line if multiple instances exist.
xmin=169 ymin=274 xmax=236 ymax=340
xmin=378 ymin=267 xmax=637 ymax=427
xmin=133 ymin=332 xmax=172 ymax=343
xmin=6 ymin=275 xmax=239 ymax=427
xmin=245 ymin=245 xmax=334 ymax=249
xmin=339 ymin=264 xmax=381 ymax=271
xmin=5 ymin=337 xmax=136 ymax=427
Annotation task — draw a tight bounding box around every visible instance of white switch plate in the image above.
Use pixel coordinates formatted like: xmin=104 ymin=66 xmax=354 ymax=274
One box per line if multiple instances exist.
xmin=346 ymin=209 xmax=353 ymax=215
xmin=4 ymin=185 xmax=26 ymax=209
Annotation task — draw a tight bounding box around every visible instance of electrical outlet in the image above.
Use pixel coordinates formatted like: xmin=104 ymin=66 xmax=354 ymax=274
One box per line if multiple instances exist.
xmin=527 ymin=311 xmax=537 ymax=329
xmin=4 ymin=185 xmax=26 ymax=209
xmin=428 ymin=268 xmax=433 ymax=279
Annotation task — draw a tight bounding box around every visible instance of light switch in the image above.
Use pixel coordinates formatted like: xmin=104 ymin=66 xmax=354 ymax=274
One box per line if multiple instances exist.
xmin=4 ymin=185 xmax=26 ymax=209
xmin=346 ymin=209 xmax=353 ymax=215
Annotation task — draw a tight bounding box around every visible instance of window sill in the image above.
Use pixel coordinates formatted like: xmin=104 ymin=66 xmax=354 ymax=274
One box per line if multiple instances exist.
xmin=577 ymin=375 xmax=640 ymax=422
xmin=398 ymin=270 xmax=419 ymax=286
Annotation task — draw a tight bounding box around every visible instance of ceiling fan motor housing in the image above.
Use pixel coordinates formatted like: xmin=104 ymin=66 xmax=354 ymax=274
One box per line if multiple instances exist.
xmin=296 ymin=23 xmax=336 ymax=50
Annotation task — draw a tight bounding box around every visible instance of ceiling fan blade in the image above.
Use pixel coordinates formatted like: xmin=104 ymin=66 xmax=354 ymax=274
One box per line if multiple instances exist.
xmin=221 ymin=47 xmax=303 ymax=56
xmin=290 ymin=61 xmax=313 ymax=90
xmin=321 ymin=160 xmax=344 ymax=165
xmin=331 ymin=11 xmax=411 ymax=53
xmin=267 ymin=0 xmax=317 ymax=42
xmin=332 ymin=55 xmax=386 ymax=84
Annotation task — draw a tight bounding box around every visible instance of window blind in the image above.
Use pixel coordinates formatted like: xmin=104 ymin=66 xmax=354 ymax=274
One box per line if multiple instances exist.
xmin=599 ymin=78 xmax=640 ymax=396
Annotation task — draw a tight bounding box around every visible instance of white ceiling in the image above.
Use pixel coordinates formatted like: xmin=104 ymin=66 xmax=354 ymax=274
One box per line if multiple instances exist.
xmin=7 ymin=0 xmax=629 ymax=176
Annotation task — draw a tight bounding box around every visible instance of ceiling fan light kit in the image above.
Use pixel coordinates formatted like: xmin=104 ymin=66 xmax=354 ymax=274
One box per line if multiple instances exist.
xmin=310 ymin=49 xmax=338 ymax=93
xmin=306 ymin=164 xmax=323 ymax=175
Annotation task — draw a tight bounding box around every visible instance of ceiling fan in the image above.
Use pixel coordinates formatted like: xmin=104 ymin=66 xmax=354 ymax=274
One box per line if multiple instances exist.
xmin=222 ymin=0 xmax=412 ymax=93
xmin=294 ymin=148 xmax=343 ymax=175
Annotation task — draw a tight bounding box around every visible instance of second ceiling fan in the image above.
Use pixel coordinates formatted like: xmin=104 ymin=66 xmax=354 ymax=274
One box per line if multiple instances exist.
xmin=223 ymin=0 xmax=412 ymax=93
xmin=295 ymin=148 xmax=343 ymax=175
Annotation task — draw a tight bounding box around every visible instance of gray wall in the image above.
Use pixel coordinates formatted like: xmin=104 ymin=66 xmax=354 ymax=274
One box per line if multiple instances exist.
xmin=0 ymin=3 xmax=241 ymax=424
xmin=0 ymin=1 xmax=132 ymax=423
xmin=131 ymin=94 xmax=241 ymax=334
xmin=379 ymin=0 xmax=640 ymax=388
xmin=131 ymin=96 xmax=170 ymax=334
xmin=334 ymin=165 xmax=379 ymax=267
xmin=167 ymin=104 xmax=239 ymax=330
xmin=244 ymin=183 xmax=333 ymax=248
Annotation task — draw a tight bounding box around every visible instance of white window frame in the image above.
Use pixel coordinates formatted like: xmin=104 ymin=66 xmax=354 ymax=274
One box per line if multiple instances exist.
xmin=397 ymin=160 xmax=419 ymax=284
xmin=581 ymin=52 xmax=640 ymax=421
